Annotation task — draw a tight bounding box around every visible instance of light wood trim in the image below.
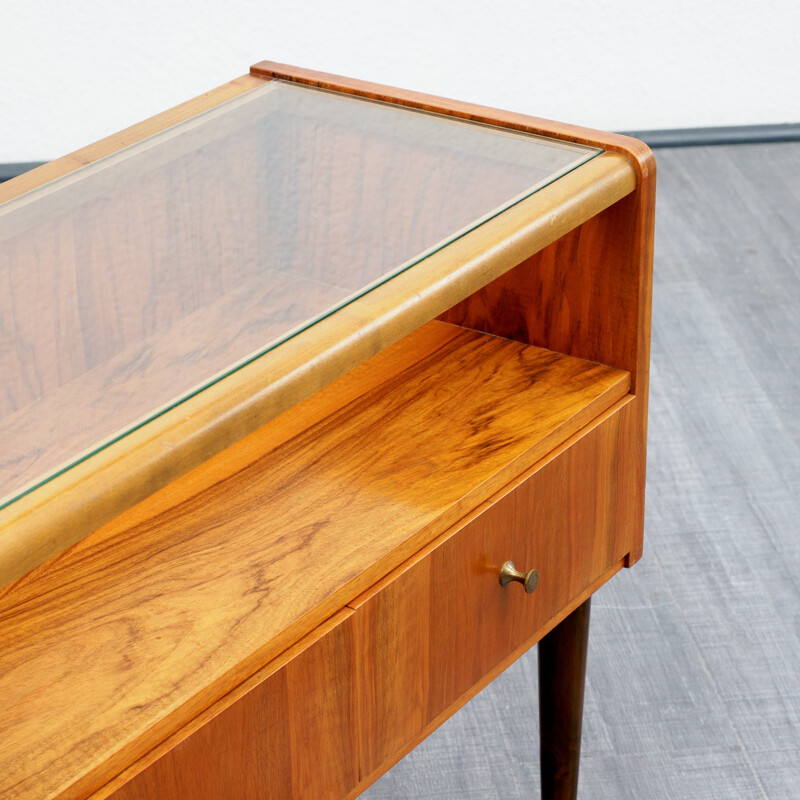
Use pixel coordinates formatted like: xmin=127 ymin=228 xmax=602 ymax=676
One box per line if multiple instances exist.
xmin=0 ymin=146 xmax=635 ymax=591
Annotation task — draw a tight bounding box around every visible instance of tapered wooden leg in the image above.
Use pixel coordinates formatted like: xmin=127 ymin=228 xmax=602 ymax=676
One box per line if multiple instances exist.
xmin=538 ymin=597 xmax=591 ymax=800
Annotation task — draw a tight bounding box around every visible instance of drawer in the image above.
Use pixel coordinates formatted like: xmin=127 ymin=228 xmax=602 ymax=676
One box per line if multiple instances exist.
xmin=350 ymin=406 xmax=631 ymax=780
xmin=103 ymin=611 xmax=360 ymax=800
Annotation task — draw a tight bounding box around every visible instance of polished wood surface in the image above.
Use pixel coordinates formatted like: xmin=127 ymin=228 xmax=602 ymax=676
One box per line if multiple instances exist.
xmin=350 ymin=400 xmax=631 ymax=784
xmin=101 ymin=401 xmax=627 ymax=800
xmin=0 ymin=144 xmax=634 ymax=591
xmin=539 ymin=598 xmax=592 ymax=800
xmin=0 ymin=321 xmax=628 ymax=800
xmin=0 ymin=64 xmax=654 ymax=800
xmin=105 ymin=610 xmax=360 ymax=800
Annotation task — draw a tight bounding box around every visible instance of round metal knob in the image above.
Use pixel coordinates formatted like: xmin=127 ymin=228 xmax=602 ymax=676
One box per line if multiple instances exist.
xmin=499 ymin=561 xmax=539 ymax=593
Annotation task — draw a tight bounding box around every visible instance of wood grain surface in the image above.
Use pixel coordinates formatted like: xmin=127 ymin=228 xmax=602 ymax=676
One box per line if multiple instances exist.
xmin=99 ymin=395 xmax=632 ymax=800
xmin=0 ymin=321 xmax=629 ymax=800
xmin=105 ymin=610 xmax=360 ymax=800
xmin=350 ymin=400 xmax=632 ymax=784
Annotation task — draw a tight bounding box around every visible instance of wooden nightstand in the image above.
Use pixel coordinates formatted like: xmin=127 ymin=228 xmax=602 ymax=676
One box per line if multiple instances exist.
xmin=0 ymin=62 xmax=654 ymax=800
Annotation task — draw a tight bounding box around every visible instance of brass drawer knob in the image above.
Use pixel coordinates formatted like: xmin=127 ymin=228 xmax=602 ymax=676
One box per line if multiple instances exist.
xmin=499 ymin=561 xmax=539 ymax=593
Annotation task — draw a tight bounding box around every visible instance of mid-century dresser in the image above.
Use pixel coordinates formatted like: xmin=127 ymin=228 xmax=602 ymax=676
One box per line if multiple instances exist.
xmin=0 ymin=61 xmax=654 ymax=799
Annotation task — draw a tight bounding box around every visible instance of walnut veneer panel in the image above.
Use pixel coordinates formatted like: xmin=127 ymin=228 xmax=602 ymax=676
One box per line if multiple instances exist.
xmin=99 ymin=401 xmax=633 ymax=800
xmin=350 ymin=402 xmax=632 ymax=785
xmin=0 ymin=321 xmax=628 ymax=800
xmin=105 ymin=611 xmax=359 ymax=800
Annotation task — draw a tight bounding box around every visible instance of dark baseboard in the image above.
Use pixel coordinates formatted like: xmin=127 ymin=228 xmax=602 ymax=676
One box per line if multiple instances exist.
xmin=1 ymin=123 xmax=799 ymax=184
xmin=620 ymin=123 xmax=800 ymax=148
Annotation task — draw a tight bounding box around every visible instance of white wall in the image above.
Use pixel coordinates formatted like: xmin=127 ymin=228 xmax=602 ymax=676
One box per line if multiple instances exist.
xmin=1 ymin=0 xmax=798 ymax=163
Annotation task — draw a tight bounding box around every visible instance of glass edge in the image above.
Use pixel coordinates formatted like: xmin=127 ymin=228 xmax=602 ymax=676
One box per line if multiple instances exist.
xmin=0 ymin=78 xmax=595 ymax=216
xmin=0 ymin=146 xmax=604 ymax=513
xmin=275 ymin=78 xmax=599 ymax=156
xmin=0 ymin=81 xmax=278 ymax=214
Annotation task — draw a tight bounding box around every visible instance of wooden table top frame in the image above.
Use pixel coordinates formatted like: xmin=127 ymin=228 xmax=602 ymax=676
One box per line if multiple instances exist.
xmin=0 ymin=62 xmax=655 ymax=800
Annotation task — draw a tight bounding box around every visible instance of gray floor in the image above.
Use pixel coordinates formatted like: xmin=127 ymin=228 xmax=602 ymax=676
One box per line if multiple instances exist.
xmin=364 ymin=142 xmax=800 ymax=799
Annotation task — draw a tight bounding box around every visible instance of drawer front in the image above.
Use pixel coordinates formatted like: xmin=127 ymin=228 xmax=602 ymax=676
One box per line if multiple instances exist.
xmin=104 ymin=612 xmax=359 ymax=800
xmin=352 ymin=408 xmax=632 ymax=777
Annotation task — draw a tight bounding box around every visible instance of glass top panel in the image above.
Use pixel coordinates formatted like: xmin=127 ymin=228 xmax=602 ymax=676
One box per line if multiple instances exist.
xmin=0 ymin=80 xmax=599 ymax=509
